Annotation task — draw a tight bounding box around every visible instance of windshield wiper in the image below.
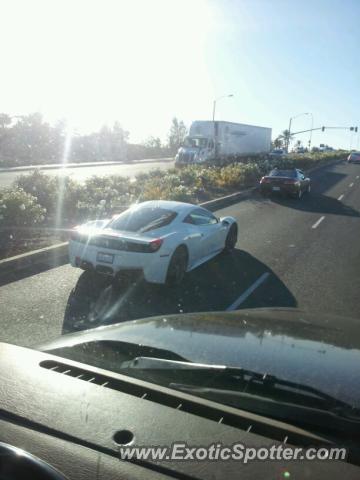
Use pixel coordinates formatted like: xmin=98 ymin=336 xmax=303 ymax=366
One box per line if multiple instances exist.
xmin=120 ymin=357 xmax=360 ymax=435
xmin=121 ymin=357 xmax=360 ymax=419
xmin=170 ymin=383 xmax=360 ymax=436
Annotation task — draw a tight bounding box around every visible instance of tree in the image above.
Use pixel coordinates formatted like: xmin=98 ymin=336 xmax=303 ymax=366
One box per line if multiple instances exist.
xmin=167 ymin=117 xmax=187 ymax=154
xmin=144 ymin=136 xmax=162 ymax=149
xmin=279 ymin=129 xmax=294 ymax=151
xmin=0 ymin=113 xmax=11 ymax=130
xmin=0 ymin=114 xmax=12 ymax=156
xmin=273 ymin=136 xmax=283 ymax=149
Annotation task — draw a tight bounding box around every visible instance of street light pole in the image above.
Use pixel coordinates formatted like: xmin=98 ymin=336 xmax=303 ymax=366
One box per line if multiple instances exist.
xmin=287 ymin=117 xmax=293 ymax=153
xmin=287 ymin=112 xmax=310 ymax=152
xmin=212 ymin=94 xmax=234 ymax=122
xmin=212 ymin=94 xmax=234 ymax=161
xmin=308 ymin=113 xmax=314 ymax=151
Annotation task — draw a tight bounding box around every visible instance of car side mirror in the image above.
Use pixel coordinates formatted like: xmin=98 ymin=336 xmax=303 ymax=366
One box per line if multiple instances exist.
xmin=221 ymin=219 xmax=230 ymax=226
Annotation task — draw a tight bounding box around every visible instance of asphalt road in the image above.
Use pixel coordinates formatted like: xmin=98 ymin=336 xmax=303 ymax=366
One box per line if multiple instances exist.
xmin=1 ymin=160 xmax=359 ymax=348
xmin=0 ymin=158 xmax=175 ymax=188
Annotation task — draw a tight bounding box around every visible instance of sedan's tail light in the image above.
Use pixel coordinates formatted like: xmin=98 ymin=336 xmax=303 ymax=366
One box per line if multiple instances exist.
xmin=70 ymin=230 xmax=81 ymax=241
xmin=148 ymin=238 xmax=163 ymax=252
xmin=260 ymin=177 xmax=271 ymax=183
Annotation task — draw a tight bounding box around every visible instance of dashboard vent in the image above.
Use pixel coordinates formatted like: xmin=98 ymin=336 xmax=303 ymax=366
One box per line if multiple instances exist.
xmin=40 ymin=359 xmax=331 ymax=449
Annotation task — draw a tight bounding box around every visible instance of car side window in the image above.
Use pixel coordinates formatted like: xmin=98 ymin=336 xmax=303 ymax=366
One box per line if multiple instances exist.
xmin=184 ymin=209 xmax=218 ymax=226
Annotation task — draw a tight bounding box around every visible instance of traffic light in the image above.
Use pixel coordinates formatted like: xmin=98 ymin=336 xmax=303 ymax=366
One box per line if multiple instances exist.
xmin=321 ymin=126 xmax=325 ymax=132
xmin=350 ymin=127 xmax=354 ymax=131
xmin=355 ymin=127 xmax=358 ymax=133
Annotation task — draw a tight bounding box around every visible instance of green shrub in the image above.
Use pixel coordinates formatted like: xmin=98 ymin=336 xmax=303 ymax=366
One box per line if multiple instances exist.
xmin=0 ymin=187 xmax=46 ymax=228
xmin=15 ymin=170 xmax=57 ymax=214
xmin=0 ymin=187 xmax=46 ymax=250
xmin=15 ymin=170 xmax=83 ymax=224
xmin=6 ymin=151 xmax=346 ymax=231
xmin=77 ymin=175 xmax=134 ymax=220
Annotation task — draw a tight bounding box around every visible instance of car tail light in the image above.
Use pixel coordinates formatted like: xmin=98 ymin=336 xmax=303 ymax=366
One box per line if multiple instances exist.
xmin=70 ymin=230 xmax=81 ymax=241
xmin=148 ymin=238 xmax=163 ymax=252
xmin=260 ymin=177 xmax=271 ymax=184
xmin=70 ymin=230 xmax=88 ymax=243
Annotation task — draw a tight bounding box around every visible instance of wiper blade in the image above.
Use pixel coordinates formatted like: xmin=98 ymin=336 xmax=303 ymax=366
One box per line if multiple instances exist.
xmin=170 ymin=383 xmax=360 ymax=434
xmin=121 ymin=357 xmax=228 ymax=371
xmin=121 ymin=357 xmax=358 ymax=414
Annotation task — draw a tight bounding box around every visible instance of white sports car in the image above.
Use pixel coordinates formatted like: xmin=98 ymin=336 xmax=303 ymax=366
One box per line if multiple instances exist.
xmin=69 ymin=200 xmax=238 ymax=286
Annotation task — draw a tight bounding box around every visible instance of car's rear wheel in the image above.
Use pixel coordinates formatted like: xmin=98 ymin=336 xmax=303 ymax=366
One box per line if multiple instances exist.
xmin=166 ymin=247 xmax=188 ymax=287
xmin=224 ymin=224 xmax=238 ymax=253
xmin=292 ymin=188 xmax=302 ymax=200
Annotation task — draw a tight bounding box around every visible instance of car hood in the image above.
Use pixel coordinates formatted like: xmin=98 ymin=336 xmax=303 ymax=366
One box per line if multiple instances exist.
xmin=38 ymin=308 xmax=360 ymax=407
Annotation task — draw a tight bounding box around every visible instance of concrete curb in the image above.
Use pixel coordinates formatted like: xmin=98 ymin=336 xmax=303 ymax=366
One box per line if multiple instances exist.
xmin=0 ymin=157 xmax=173 ymax=173
xmin=199 ymin=187 xmax=257 ymax=212
xmin=0 ymin=157 xmax=344 ymax=276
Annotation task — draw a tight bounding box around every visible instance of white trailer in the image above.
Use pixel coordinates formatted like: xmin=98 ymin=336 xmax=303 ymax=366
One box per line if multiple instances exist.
xmin=175 ymin=120 xmax=271 ymax=165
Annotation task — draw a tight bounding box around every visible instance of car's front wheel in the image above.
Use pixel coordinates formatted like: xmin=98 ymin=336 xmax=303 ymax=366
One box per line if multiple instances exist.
xmin=224 ymin=224 xmax=238 ymax=253
xmin=166 ymin=246 xmax=188 ymax=287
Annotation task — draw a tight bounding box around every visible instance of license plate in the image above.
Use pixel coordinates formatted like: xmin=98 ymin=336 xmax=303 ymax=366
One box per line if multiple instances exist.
xmin=97 ymin=252 xmax=114 ymax=264
xmin=272 ymin=186 xmax=281 ymax=191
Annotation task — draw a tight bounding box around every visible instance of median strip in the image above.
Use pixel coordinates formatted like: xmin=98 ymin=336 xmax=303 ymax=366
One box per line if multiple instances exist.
xmin=226 ymin=272 xmax=270 ymax=311
xmin=312 ymin=216 xmax=325 ymax=229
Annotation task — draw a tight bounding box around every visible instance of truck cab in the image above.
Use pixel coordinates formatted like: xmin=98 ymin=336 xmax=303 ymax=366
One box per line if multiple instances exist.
xmin=175 ymin=136 xmax=215 ymax=166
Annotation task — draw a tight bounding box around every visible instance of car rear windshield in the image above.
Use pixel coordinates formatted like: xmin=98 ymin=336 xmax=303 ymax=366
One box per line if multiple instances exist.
xmin=109 ymin=207 xmax=177 ymax=233
xmin=270 ymin=169 xmax=297 ymax=177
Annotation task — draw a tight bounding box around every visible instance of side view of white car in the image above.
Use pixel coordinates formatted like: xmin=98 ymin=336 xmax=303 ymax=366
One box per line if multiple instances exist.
xmin=69 ymin=200 xmax=238 ymax=286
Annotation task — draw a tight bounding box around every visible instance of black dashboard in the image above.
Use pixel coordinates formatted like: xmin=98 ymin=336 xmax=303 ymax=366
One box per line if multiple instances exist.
xmin=0 ymin=342 xmax=359 ymax=480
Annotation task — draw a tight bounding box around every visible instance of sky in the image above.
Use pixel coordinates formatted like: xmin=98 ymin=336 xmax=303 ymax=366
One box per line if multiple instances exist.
xmin=0 ymin=0 xmax=359 ymax=148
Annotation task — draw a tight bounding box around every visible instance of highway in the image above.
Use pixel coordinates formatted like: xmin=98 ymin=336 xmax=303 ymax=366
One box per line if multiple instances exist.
xmin=0 ymin=158 xmax=175 ymax=188
xmin=0 ymin=160 xmax=359 ymax=348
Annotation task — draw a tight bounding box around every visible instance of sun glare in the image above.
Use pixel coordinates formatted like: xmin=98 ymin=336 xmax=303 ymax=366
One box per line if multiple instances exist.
xmin=0 ymin=0 xmax=216 ymax=140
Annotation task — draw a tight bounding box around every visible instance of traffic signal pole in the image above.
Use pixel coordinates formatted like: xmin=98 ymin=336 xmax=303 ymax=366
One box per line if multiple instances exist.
xmin=291 ymin=126 xmax=358 ymax=136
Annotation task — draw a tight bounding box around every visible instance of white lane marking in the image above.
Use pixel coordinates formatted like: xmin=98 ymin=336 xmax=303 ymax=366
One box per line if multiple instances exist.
xmin=226 ymin=272 xmax=270 ymax=311
xmin=338 ymin=194 xmax=344 ymax=201
xmin=356 ymin=175 xmax=359 ymax=179
xmin=312 ymin=216 xmax=325 ymax=229
xmin=349 ymin=183 xmax=354 ymax=188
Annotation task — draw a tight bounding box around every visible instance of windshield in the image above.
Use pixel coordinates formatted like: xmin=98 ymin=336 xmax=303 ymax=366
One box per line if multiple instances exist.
xmin=183 ymin=137 xmax=209 ymax=148
xmin=1 ymin=0 xmax=360 ymax=454
xmin=269 ymin=169 xmax=297 ymax=177
xmin=108 ymin=207 xmax=177 ymax=233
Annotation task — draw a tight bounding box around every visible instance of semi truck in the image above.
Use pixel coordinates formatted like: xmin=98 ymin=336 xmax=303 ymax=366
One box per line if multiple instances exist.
xmin=175 ymin=120 xmax=271 ymax=166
